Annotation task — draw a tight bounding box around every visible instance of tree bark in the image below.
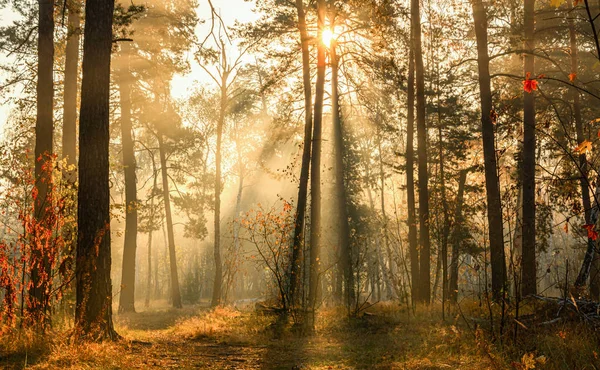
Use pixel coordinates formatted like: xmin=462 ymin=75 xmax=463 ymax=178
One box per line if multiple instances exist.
xmin=449 ymin=168 xmax=469 ymax=303
xmin=118 ymin=44 xmax=138 ymax=313
xmin=411 ymin=0 xmax=430 ymax=304
xmin=158 ymin=134 xmax=182 ymax=308
xmin=332 ymin=40 xmax=354 ymax=309
xmin=288 ymin=0 xmax=313 ymax=308
xmin=307 ymin=0 xmax=327 ymax=328
xmin=437 ymin=124 xmax=450 ymax=313
xmin=29 ymin=0 xmax=55 ymax=326
xmin=522 ymin=0 xmax=537 ymax=297
xmin=211 ymin=68 xmax=228 ymax=307
xmin=471 ymin=0 xmax=507 ymax=300
xmin=75 ymin=0 xmax=117 ymax=340
xmin=405 ymin=47 xmax=419 ymax=306
xmin=62 ymin=0 xmax=80 ymax=183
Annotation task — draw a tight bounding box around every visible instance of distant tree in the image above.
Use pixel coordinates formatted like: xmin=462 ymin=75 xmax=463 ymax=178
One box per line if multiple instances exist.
xmin=62 ymin=0 xmax=81 ymax=184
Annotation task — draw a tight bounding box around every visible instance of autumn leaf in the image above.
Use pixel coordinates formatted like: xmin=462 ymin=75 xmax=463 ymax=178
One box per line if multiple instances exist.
xmin=550 ymin=0 xmax=564 ymax=7
xmin=523 ymin=72 xmax=538 ymax=93
xmin=583 ymin=224 xmax=598 ymax=241
xmin=564 ymin=222 xmax=569 ymax=234
xmin=569 ymin=72 xmax=577 ymax=82
xmin=574 ymin=140 xmax=592 ymax=154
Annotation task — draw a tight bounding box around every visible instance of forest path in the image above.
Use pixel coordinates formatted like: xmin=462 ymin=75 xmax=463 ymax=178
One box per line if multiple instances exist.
xmin=4 ymin=303 xmax=498 ymax=369
xmin=107 ymin=302 xmax=495 ymax=370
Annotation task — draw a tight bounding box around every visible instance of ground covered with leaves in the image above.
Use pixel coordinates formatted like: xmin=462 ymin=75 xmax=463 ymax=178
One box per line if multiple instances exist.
xmin=1 ymin=301 xmax=599 ymax=369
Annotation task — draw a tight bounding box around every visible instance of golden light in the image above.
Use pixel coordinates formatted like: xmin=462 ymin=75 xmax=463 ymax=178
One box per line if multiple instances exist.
xmin=322 ymin=28 xmax=336 ymax=48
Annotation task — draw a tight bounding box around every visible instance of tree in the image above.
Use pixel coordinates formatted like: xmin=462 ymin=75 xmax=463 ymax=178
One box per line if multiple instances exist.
xmin=28 ymin=0 xmax=55 ymax=326
xmin=307 ymin=0 xmax=327 ymax=328
xmin=411 ymin=0 xmax=430 ymax=304
xmin=288 ymin=0 xmax=314 ymax=310
xmin=117 ymin=43 xmax=139 ymax=313
xmin=405 ymin=47 xmax=419 ymax=306
xmin=157 ymin=127 xmax=183 ymax=309
xmin=75 ymin=0 xmax=118 ymax=340
xmin=62 ymin=0 xmax=81 ymax=183
xmin=521 ymin=0 xmax=537 ymax=297
xmin=471 ymin=0 xmax=506 ymax=300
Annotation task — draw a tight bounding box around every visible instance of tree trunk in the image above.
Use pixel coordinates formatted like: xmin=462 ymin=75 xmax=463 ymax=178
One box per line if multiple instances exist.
xmin=411 ymin=0 xmax=430 ymax=304
xmin=29 ymin=0 xmax=55 ymax=326
xmin=118 ymin=44 xmax=138 ymax=314
xmin=288 ymin=0 xmax=313 ymax=308
xmin=471 ymin=0 xmax=507 ymax=300
xmin=62 ymin=0 xmax=80 ymax=183
xmin=75 ymin=0 xmax=117 ymax=340
xmin=332 ymin=40 xmax=354 ymax=310
xmin=405 ymin=47 xmax=419 ymax=306
xmin=307 ymin=0 xmax=327 ymax=328
xmin=449 ymin=169 xmax=469 ymax=303
xmin=377 ymin=125 xmax=398 ymax=300
xmin=158 ymin=134 xmax=182 ymax=308
xmin=567 ymin=0 xmax=598 ymax=299
xmin=437 ymin=125 xmax=450 ymax=314
xmin=145 ymin=157 xmax=157 ymax=308
xmin=521 ymin=0 xmax=537 ymax=297
xmin=211 ymin=71 xmax=227 ymax=307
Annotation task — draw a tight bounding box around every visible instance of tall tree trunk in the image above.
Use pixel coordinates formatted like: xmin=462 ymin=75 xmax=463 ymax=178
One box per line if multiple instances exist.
xmin=438 ymin=125 xmax=450 ymax=314
xmin=62 ymin=0 xmax=80 ymax=183
xmin=211 ymin=71 xmax=228 ymax=307
xmin=332 ymin=39 xmax=354 ymax=310
xmin=411 ymin=0 xmax=430 ymax=304
xmin=377 ymin=125 xmax=397 ymax=299
xmin=471 ymin=0 xmax=507 ymax=300
xmin=75 ymin=0 xmax=117 ymax=340
xmin=405 ymin=47 xmax=419 ymax=306
xmin=307 ymin=0 xmax=327 ymax=327
xmin=449 ymin=168 xmax=469 ymax=303
xmin=158 ymin=134 xmax=182 ymax=308
xmin=568 ymin=0 xmax=598 ymax=299
xmin=145 ymin=157 xmax=158 ymax=308
xmin=522 ymin=0 xmax=537 ymax=297
xmin=29 ymin=0 xmax=55 ymax=326
xmin=288 ymin=0 xmax=313 ymax=308
xmin=118 ymin=44 xmax=138 ymax=313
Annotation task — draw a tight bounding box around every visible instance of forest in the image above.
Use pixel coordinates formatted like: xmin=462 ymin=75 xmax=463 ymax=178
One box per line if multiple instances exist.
xmin=1 ymin=0 xmax=600 ymax=368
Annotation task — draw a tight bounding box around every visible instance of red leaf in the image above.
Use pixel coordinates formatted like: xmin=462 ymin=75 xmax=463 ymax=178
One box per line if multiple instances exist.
xmin=583 ymin=224 xmax=598 ymax=241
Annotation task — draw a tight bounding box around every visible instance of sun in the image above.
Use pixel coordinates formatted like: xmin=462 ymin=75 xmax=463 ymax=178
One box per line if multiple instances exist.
xmin=322 ymin=28 xmax=336 ymax=48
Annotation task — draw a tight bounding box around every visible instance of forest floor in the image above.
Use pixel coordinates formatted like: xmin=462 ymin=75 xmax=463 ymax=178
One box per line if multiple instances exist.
xmin=1 ymin=299 xmax=599 ymax=369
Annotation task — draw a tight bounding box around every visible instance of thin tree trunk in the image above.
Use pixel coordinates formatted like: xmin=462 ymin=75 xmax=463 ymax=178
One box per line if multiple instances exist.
xmin=522 ymin=0 xmax=537 ymax=297
xmin=449 ymin=168 xmax=469 ymax=303
xmin=471 ymin=0 xmax=507 ymax=300
xmin=568 ymin=0 xmax=598 ymax=299
xmin=332 ymin=38 xmax=353 ymax=310
xmin=118 ymin=44 xmax=138 ymax=313
xmin=288 ymin=0 xmax=313 ymax=308
xmin=62 ymin=0 xmax=80 ymax=183
xmin=307 ymin=0 xmax=327 ymax=329
xmin=158 ymin=134 xmax=182 ymax=308
xmin=405 ymin=47 xmax=419 ymax=306
xmin=411 ymin=0 xmax=431 ymax=304
xmin=29 ymin=0 xmax=55 ymax=327
xmin=437 ymin=106 xmax=450 ymax=315
xmin=377 ymin=125 xmax=397 ymax=300
xmin=211 ymin=70 xmax=228 ymax=307
xmin=75 ymin=0 xmax=117 ymax=339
